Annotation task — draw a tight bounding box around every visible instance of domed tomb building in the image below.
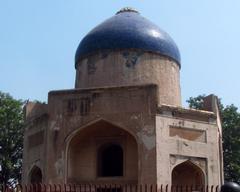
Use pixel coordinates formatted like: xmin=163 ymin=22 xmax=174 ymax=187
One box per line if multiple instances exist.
xmin=22 ymin=8 xmax=223 ymax=186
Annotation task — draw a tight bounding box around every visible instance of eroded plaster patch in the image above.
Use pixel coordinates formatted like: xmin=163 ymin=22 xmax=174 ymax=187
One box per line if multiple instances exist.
xmin=50 ymin=114 xmax=62 ymax=131
xmin=50 ymin=121 xmax=57 ymax=131
xmin=137 ymin=132 xmax=155 ymax=150
xmin=54 ymin=151 xmax=64 ymax=178
xmin=142 ymin=125 xmax=154 ymax=134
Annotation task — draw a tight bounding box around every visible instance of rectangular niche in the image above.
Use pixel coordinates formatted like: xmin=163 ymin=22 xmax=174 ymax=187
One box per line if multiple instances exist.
xmin=169 ymin=126 xmax=206 ymax=143
xmin=28 ymin=130 xmax=44 ymax=148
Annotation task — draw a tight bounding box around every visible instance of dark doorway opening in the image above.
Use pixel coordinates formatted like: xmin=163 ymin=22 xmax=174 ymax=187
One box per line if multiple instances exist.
xmin=97 ymin=187 xmax=122 ymax=192
xmin=29 ymin=166 xmax=42 ymax=192
xmin=98 ymin=144 xmax=123 ymax=177
xmin=29 ymin=166 xmax=42 ymax=184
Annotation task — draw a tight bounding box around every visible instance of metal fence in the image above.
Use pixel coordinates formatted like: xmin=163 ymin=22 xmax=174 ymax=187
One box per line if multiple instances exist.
xmin=0 ymin=184 xmax=221 ymax=192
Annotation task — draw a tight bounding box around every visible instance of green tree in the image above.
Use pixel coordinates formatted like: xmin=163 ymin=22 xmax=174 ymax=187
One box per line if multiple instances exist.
xmin=187 ymin=95 xmax=240 ymax=183
xmin=187 ymin=95 xmax=206 ymax=110
xmin=0 ymin=92 xmax=24 ymax=186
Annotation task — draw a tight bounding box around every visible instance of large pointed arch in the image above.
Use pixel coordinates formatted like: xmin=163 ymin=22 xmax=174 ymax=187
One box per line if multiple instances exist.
xmin=65 ymin=119 xmax=138 ymax=184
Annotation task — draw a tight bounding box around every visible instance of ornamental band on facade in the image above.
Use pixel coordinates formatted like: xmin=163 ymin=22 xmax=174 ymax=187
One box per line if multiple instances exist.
xmin=22 ymin=8 xmax=224 ymax=187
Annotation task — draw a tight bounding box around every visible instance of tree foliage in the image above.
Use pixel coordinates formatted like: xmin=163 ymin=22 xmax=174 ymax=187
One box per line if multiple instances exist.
xmin=187 ymin=95 xmax=206 ymax=110
xmin=221 ymin=104 xmax=240 ymax=182
xmin=0 ymin=92 xmax=24 ymax=186
xmin=187 ymin=95 xmax=240 ymax=183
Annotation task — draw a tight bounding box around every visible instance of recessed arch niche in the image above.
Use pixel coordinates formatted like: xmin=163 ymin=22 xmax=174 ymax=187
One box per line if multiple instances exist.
xmin=171 ymin=160 xmax=205 ymax=187
xmin=67 ymin=120 xmax=138 ymax=184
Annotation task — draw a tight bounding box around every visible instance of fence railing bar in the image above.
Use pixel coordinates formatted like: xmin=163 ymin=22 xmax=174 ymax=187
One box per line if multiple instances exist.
xmin=0 ymin=183 xmax=230 ymax=192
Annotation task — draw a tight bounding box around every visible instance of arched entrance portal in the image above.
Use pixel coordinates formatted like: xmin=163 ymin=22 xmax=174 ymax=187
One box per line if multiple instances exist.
xmin=67 ymin=120 xmax=138 ymax=184
xmin=29 ymin=166 xmax=42 ymax=184
xmin=172 ymin=161 xmax=205 ymax=187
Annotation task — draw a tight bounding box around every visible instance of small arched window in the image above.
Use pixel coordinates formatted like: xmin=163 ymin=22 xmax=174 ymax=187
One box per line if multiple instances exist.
xmin=98 ymin=143 xmax=123 ymax=177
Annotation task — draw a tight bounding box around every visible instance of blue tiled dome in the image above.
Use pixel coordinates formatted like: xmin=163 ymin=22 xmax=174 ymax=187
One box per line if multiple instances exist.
xmin=75 ymin=8 xmax=181 ymax=66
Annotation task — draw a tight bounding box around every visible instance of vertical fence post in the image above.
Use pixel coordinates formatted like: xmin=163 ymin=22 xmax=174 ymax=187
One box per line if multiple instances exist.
xmin=73 ymin=184 xmax=76 ymax=192
xmin=165 ymin=185 xmax=168 ymax=192
xmin=64 ymin=184 xmax=67 ymax=192
xmin=210 ymin=185 xmax=214 ymax=192
xmin=59 ymin=184 xmax=62 ymax=192
xmin=206 ymin=185 xmax=209 ymax=192
xmin=52 ymin=184 xmax=55 ymax=192
xmin=94 ymin=185 xmax=96 ymax=192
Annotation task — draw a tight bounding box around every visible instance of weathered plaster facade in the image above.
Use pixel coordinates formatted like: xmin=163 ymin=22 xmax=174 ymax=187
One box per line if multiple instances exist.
xmin=22 ymin=8 xmax=223 ymax=186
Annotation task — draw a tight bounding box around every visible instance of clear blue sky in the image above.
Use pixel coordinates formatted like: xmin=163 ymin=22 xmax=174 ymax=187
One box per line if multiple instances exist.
xmin=1 ymin=0 xmax=240 ymax=108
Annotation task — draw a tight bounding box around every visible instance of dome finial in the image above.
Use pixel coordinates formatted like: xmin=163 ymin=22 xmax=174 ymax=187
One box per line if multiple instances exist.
xmin=116 ymin=7 xmax=139 ymax=15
